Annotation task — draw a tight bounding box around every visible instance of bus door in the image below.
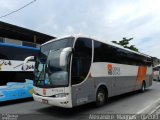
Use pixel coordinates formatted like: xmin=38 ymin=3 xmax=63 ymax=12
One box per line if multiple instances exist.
xmin=71 ymin=56 xmax=94 ymax=106
xmin=71 ymin=38 xmax=93 ymax=106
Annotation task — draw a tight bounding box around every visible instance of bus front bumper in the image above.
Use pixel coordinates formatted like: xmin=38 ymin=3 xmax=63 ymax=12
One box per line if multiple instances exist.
xmin=33 ymin=93 xmax=72 ymax=108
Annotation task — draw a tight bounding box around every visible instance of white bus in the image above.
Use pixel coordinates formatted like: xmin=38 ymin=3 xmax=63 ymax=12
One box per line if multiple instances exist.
xmin=153 ymin=65 xmax=160 ymax=81
xmin=24 ymin=35 xmax=153 ymax=108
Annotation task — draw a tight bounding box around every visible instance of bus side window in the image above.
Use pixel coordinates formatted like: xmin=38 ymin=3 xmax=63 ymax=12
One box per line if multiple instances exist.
xmin=71 ymin=58 xmax=81 ymax=82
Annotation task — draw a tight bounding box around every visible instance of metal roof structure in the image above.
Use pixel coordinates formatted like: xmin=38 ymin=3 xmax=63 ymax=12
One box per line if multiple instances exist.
xmin=0 ymin=21 xmax=55 ymax=44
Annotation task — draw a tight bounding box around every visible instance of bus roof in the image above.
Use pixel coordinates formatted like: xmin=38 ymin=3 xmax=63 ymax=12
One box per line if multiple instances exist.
xmin=0 ymin=42 xmax=39 ymax=51
xmin=42 ymin=35 xmax=151 ymax=59
xmin=0 ymin=21 xmax=55 ymax=44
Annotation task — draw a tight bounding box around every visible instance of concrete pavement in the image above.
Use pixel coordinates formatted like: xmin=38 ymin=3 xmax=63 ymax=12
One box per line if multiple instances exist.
xmin=0 ymin=81 xmax=160 ymax=120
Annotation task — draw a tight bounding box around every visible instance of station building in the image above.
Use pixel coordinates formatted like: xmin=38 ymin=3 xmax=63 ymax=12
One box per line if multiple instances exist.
xmin=0 ymin=21 xmax=55 ymax=48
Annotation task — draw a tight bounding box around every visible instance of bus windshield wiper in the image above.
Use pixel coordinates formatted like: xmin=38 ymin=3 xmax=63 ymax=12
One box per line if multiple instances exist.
xmin=37 ymin=64 xmax=45 ymax=82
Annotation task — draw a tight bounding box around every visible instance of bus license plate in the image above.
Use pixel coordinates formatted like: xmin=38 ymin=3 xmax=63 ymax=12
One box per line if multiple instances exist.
xmin=42 ymin=99 xmax=48 ymax=104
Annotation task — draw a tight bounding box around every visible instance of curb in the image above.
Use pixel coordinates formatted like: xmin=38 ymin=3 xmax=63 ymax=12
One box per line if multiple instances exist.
xmin=136 ymin=98 xmax=160 ymax=115
xmin=150 ymin=105 xmax=160 ymax=114
xmin=130 ymin=98 xmax=160 ymax=120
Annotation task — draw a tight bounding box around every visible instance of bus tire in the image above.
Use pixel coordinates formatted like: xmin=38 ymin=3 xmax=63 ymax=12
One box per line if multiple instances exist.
xmin=95 ymin=87 xmax=107 ymax=107
xmin=140 ymin=81 xmax=146 ymax=92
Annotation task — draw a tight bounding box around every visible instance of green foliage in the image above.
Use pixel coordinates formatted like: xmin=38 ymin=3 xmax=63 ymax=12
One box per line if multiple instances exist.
xmin=112 ymin=37 xmax=139 ymax=52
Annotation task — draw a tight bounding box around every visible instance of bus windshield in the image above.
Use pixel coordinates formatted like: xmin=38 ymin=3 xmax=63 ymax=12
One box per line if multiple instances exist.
xmin=34 ymin=37 xmax=74 ymax=88
xmin=34 ymin=52 xmax=47 ymax=87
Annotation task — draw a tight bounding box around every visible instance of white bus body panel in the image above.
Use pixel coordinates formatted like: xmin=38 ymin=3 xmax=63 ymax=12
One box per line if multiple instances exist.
xmin=33 ymin=86 xmax=73 ymax=108
xmin=71 ymin=62 xmax=152 ymax=107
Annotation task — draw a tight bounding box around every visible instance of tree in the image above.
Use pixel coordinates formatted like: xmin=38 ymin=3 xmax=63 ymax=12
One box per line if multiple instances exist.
xmin=112 ymin=37 xmax=139 ymax=52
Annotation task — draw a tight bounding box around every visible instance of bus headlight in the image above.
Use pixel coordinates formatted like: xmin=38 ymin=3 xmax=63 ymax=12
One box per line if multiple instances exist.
xmin=55 ymin=93 xmax=69 ymax=98
xmin=33 ymin=89 xmax=37 ymax=95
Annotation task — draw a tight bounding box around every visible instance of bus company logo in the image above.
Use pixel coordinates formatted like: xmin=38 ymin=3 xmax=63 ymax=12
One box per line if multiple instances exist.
xmin=14 ymin=63 xmax=34 ymax=71
xmin=107 ymin=64 xmax=113 ymax=75
xmin=107 ymin=64 xmax=121 ymax=75
xmin=43 ymin=89 xmax=46 ymax=95
xmin=21 ymin=64 xmax=34 ymax=71
xmin=0 ymin=60 xmax=12 ymax=66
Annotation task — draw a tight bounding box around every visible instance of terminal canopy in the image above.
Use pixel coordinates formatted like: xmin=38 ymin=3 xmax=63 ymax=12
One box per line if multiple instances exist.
xmin=0 ymin=21 xmax=55 ymax=44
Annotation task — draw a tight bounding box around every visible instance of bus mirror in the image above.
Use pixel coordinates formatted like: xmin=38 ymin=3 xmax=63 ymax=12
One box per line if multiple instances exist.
xmin=23 ymin=56 xmax=34 ymax=71
xmin=60 ymin=47 xmax=72 ymax=66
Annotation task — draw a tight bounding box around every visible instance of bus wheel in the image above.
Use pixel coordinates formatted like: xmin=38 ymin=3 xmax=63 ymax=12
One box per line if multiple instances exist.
xmin=96 ymin=88 xmax=107 ymax=106
xmin=140 ymin=81 xmax=146 ymax=92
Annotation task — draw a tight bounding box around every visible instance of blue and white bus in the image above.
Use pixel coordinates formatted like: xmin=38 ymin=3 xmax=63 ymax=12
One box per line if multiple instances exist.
xmin=0 ymin=42 xmax=39 ymax=102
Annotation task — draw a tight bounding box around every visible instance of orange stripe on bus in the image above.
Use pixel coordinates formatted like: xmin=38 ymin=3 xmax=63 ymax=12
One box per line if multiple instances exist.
xmin=137 ymin=66 xmax=147 ymax=84
xmin=133 ymin=66 xmax=147 ymax=91
xmin=88 ymin=73 xmax=92 ymax=79
xmin=43 ymin=88 xmax=46 ymax=95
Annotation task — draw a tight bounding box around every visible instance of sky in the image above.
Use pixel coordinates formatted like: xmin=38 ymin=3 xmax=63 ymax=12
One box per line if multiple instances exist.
xmin=0 ymin=0 xmax=160 ymax=58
